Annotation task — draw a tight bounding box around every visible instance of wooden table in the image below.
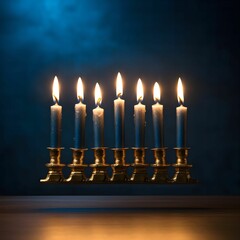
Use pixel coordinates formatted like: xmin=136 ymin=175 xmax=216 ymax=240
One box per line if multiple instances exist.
xmin=0 ymin=196 xmax=239 ymax=240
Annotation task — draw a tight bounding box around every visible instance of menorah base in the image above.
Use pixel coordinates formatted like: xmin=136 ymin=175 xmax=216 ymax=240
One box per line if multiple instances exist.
xmin=65 ymin=164 xmax=87 ymax=183
xmin=130 ymin=164 xmax=148 ymax=182
xmin=151 ymin=164 xmax=170 ymax=183
xmin=171 ymin=164 xmax=197 ymax=183
xmin=40 ymin=163 xmax=65 ymax=183
xmin=111 ymin=164 xmax=129 ymax=182
xmin=89 ymin=164 xmax=109 ymax=182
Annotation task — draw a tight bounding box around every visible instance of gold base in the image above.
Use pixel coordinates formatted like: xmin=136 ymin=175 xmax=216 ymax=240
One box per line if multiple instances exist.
xmin=89 ymin=148 xmax=109 ymax=182
xmin=111 ymin=148 xmax=129 ymax=182
xmin=130 ymin=148 xmax=148 ymax=182
xmin=151 ymin=148 xmax=170 ymax=183
xmin=65 ymin=148 xmax=88 ymax=183
xmin=171 ymin=148 xmax=197 ymax=183
xmin=40 ymin=148 xmax=65 ymax=183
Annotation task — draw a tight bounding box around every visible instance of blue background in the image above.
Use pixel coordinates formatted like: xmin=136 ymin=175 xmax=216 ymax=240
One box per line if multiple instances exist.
xmin=0 ymin=0 xmax=239 ymax=195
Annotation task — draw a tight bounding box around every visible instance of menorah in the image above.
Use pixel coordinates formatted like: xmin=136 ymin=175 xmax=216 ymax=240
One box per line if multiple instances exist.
xmin=40 ymin=146 xmax=197 ymax=184
xmin=40 ymin=74 xmax=198 ymax=184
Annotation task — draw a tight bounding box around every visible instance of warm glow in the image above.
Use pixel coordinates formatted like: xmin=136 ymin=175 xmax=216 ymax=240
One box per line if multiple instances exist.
xmin=137 ymin=78 xmax=144 ymax=102
xmin=77 ymin=77 xmax=84 ymax=101
xmin=95 ymin=82 xmax=102 ymax=106
xmin=177 ymin=77 xmax=184 ymax=104
xmin=153 ymin=82 xmax=161 ymax=102
xmin=52 ymin=76 xmax=59 ymax=103
xmin=116 ymin=72 xmax=123 ymax=97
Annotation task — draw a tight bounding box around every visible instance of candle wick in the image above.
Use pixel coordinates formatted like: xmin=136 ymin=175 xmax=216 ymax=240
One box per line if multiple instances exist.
xmin=96 ymin=98 xmax=101 ymax=106
xmin=117 ymin=93 xmax=121 ymax=98
xmin=138 ymin=97 xmax=143 ymax=104
xmin=54 ymin=96 xmax=59 ymax=105
xmin=78 ymin=96 xmax=82 ymax=103
xmin=179 ymin=98 xmax=183 ymax=106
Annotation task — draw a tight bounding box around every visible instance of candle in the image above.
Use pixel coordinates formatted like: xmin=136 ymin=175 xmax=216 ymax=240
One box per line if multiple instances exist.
xmin=74 ymin=77 xmax=86 ymax=149
xmin=134 ymin=79 xmax=146 ymax=148
xmin=176 ymin=78 xmax=187 ymax=147
xmin=93 ymin=83 xmax=104 ymax=147
xmin=50 ymin=76 xmax=62 ymax=148
xmin=114 ymin=72 xmax=125 ymax=148
xmin=152 ymin=82 xmax=164 ymax=148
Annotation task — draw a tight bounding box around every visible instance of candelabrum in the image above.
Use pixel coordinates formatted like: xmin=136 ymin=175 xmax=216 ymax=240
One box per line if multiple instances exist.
xmin=40 ymin=147 xmax=198 ymax=184
xmin=89 ymin=147 xmax=109 ymax=182
xmin=130 ymin=148 xmax=148 ymax=182
xmin=151 ymin=148 xmax=170 ymax=183
xmin=171 ymin=148 xmax=197 ymax=183
xmin=111 ymin=148 xmax=129 ymax=182
xmin=65 ymin=148 xmax=87 ymax=183
xmin=40 ymin=147 xmax=65 ymax=183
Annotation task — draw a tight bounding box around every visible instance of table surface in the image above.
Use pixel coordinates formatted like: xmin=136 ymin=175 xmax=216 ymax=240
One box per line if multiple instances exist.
xmin=0 ymin=196 xmax=239 ymax=240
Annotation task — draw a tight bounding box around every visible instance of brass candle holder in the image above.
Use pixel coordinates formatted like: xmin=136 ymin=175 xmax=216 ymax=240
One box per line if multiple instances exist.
xmin=171 ymin=147 xmax=197 ymax=183
xmin=151 ymin=147 xmax=170 ymax=183
xmin=111 ymin=148 xmax=129 ymax=182
xmin=40 ymin=147 xmax=65 ymax=183
xmin=130 ymin=147 xmax=148 ymax=182
xmin=65 ymin=148 xmax=87 ymax=183
xmin=89 ymin=147 xmax=109 ymax=182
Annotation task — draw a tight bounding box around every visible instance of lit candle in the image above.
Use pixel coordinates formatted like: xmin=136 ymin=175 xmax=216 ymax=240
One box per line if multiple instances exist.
xmin=114 ymin=72 xmax=125 ymax=148
xmin=152 ymin=82 xmax=164 ymax=148
xmin=176 ymin=78 xmax=187 ymax=147
xmin=50 ymin=76 xmax=62 ymax=148
xmin=93 ymin=83 xmax=104 ymax=147
xmin=74 ymin=77 xmax=86 ymax=149
xmin=134 ymin=79 xmax=146 ymax=148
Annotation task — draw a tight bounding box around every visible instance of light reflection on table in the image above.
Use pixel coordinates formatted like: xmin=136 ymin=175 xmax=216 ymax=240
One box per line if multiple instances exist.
xmin=1 ymin=209 xmax=239 ymax=240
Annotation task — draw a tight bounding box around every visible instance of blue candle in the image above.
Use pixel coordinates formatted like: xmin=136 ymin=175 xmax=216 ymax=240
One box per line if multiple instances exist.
xmin=152 ymin=82 xmax=164 ymax=148
xmin=93 ymin=83 xmax=104 ymax=147
xmin=50 ymin=76 xmax=62 ymax=148
xmin=74 ymin=77 xmax=86 ymax=149
xmin=114 ymin=72 xmax=125 ymax=148
xmin=176 ymin=78 xmax=187 ymax=147
xmin=134 ymin=79 xmax=146 ymax=148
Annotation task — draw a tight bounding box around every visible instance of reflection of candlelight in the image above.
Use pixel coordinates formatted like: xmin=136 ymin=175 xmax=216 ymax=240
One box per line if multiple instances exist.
xmin=152 ymin=82 xmax=164 ymax=148
xmin=74 ymin=77 xmax=86 ymax=148
xmin=114 ymin=72 xmax=125 ymax=148
xmin=93 ymin=83 xmax=104 ymax=147
xmin=176 ymin=78 xmax=187 ymax=147
xmin=50 ymin=76 xmax=62 ymax=148
xmin=134 ymin=79 xmax=146 ymax=147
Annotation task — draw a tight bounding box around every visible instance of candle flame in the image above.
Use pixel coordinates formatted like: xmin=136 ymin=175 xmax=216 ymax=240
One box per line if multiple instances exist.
xmin=177 ymin=77 xmax=184 ymax=105
xmin=77 ymin=77 xmax=84 ymax=101
xmin=116 ymin=72 xmax=123 ymax=97
xmin=137 ymin=78 xmax=144 ymax=102
xmin=153 ymin=82 xmax=161 ymax=102
xmin=52 ymin=76 xmax=59 ymax=104
xmin=95 ymin=82 xmax=102 ymax=106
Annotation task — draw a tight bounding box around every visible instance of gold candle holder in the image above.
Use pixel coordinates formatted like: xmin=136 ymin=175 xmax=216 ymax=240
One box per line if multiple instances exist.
xmin=151 ymin=147 xmax=170 ymax=183
xmin=171 ymin=148 xmax=197 ymax=183
xmin=89 ymin=147 xmax=109 ymax=182
xmin=130 ymin=148 xmax=148 ymax=182
xmin=65 ymin=148 xmax=88 ymax=183
xmin=40 ymin=147 xmax=65 ymax=183
xmin=111 ymin=148 xmax=129 ymax=182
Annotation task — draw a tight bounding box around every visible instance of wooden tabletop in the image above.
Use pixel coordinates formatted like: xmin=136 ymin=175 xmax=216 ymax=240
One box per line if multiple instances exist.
xmin=0 ymin=196 xmax=239 ymax=240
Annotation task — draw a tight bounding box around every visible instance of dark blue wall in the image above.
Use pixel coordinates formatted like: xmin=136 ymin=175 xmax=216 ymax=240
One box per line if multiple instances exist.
xmin=0 ymin=0 xmax=239 ymax=195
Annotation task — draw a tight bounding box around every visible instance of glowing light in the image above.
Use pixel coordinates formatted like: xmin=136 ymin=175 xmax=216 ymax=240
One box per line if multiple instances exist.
xmin=52 ymin=76 xmax=59 ymax=103
xmin=116 ymin=72 xmax=123 ymax=97
xmin=77 ymin=77 xmax=84 ymax=101
xmin=177 ymin=77 xmax=184 ymax=104
xmin=95 ymin=82 xmax=102 ymax=106
xmin=153 ymin=82 xmax=161 ymax=102
xmin=137 ymin=78 xmax=144 ymax=102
